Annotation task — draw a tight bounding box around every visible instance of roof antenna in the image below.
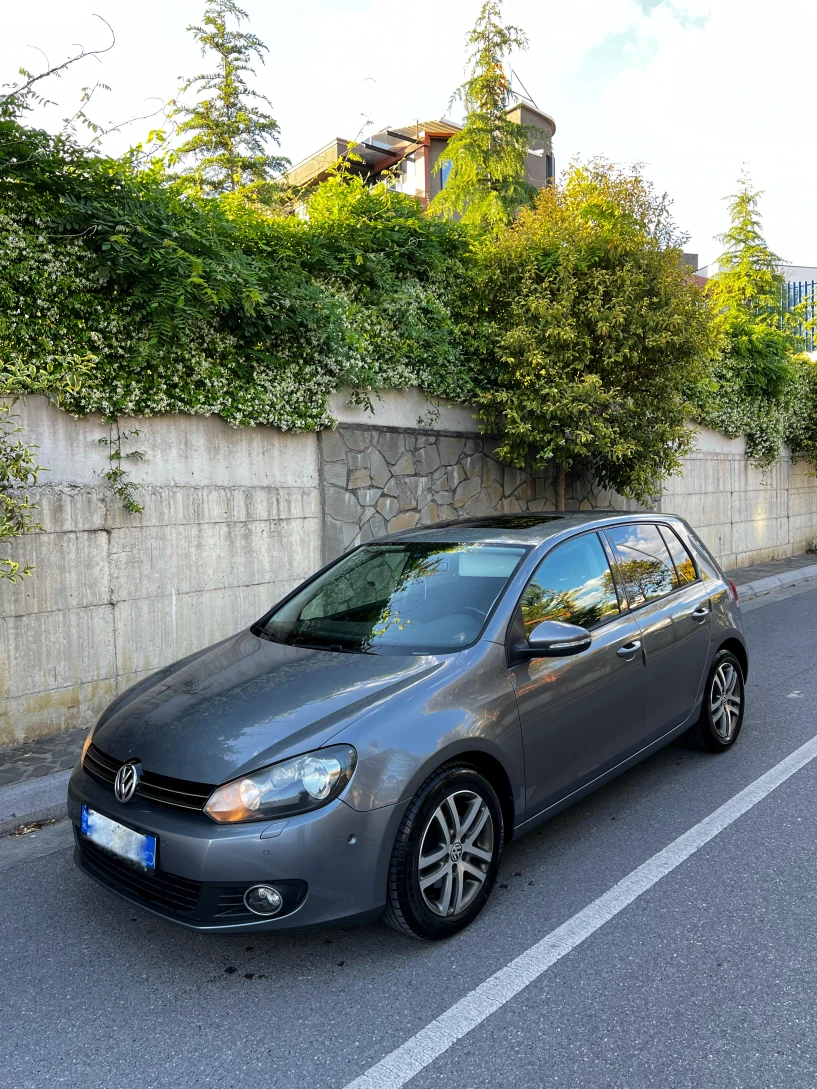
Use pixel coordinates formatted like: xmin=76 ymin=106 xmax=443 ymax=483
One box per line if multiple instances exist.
xmin=510 ymin=67 xmax=539 ymax=109
xmin=358 ymin=76 xmax=376 ymax=140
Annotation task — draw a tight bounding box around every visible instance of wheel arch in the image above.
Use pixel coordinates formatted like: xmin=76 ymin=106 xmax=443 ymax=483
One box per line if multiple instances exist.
xmin=717 ymin=636 xmax=748 ymax=681
xmin=450 ymin=749 xmax=517 ymax=843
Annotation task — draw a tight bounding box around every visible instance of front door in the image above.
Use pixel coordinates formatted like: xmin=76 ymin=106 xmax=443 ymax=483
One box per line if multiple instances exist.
xmin=509 ymin=531 xmax=647 ymax=820
xmin=603 ymin=522 xmax=712 ymax=740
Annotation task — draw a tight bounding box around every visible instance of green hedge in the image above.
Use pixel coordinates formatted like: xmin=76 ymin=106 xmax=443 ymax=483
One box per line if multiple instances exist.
xmin=0 ymin=118 xmax=482 ymax=431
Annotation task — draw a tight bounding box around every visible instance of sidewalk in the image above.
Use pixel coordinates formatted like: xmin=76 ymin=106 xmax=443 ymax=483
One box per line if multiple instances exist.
xmin=727 ymin=552 xmax=817 ymax=599
xmin=0 ymin=726 xmax=88 ymax=834
xmin=2 ymin=549 xmax=817 ymax=833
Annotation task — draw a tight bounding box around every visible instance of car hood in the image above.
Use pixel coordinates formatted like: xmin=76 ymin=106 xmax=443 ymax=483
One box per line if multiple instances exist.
xmin=91 ymin=630 xmax=446 ymax=784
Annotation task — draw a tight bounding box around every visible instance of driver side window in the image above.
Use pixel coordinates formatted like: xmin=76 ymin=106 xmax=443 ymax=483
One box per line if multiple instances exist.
xmin=519 ymin=533 xmax=621 ymax=633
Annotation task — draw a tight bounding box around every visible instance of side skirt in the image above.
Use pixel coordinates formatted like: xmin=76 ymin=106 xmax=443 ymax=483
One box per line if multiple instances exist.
xmin=512 ymin=716 xmax=696 ymax=838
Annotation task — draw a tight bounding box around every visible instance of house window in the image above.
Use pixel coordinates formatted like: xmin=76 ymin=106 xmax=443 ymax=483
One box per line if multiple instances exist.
xmin=402 ymin=155 xmax=416 ymax=193
xmin=387 ymin=155 xmax=416 ymax=194
xmin=439 ymin=158 xmax=452 ymax=188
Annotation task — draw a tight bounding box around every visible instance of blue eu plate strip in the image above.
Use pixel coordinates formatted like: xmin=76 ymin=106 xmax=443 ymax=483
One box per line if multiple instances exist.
xmin=81 ymin=804 xmax=156 ymax=871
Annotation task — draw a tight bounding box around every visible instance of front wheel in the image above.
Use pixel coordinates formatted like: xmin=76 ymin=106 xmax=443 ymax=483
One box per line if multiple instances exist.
xmin=686 ymin=649 xmax=745 ymax=752
xmin=383 ymin=764 xmax=504 ymax=940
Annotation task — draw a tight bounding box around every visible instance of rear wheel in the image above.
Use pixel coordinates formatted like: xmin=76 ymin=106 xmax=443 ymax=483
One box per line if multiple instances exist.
xmin=384 ymin=763 xmax=504 ymax=940
xmin=686 ymin=649 xmax=745 ymax=752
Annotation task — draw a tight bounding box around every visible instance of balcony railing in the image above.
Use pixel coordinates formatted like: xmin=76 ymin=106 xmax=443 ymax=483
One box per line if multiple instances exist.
xmin=783 ymin=280 xmax=817 ymax=352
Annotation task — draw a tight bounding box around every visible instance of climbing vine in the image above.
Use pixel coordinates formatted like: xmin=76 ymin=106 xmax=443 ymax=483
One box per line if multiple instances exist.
xmin=0 ymin=401 xmax=44 ymax=581
xmin=0 ymin=117 xmax=479 ymax=437
xmin=96 ymin=423 xmax=146 ymax=514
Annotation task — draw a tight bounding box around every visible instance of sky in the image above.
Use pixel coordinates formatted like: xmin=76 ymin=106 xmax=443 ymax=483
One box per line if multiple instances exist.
xmin=2 ymin=0 xmax=814 ymax=268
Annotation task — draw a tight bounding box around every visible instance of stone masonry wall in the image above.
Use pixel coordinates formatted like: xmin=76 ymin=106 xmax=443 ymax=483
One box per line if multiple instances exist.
xmin=319 ymin=425 xmax=635 ymax=562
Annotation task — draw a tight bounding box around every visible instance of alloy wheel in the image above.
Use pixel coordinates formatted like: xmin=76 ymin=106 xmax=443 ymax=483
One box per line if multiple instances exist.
xmin=710 ymin=660 xmax=741 ymax=741
xmin=417 ymin=789 xmax=495 ymax=918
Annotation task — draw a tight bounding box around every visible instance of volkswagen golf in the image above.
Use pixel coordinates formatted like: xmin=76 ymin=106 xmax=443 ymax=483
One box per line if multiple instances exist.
xmin=69 ymin=511 xmax=747 ymax=940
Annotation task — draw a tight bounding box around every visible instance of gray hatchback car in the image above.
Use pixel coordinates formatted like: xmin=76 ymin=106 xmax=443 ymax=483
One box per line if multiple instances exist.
xmin=69 ymin=511 xmax=747 ymax=940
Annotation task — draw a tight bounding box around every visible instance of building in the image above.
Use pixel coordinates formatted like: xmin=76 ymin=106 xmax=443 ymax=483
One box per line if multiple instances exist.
xmin=782 ymin=268 xmax=817 ymax=353
xmin=285 ymin=102 xmax=557 ymax=204
xmin=694 ymin=262 xmax=817 ymax=284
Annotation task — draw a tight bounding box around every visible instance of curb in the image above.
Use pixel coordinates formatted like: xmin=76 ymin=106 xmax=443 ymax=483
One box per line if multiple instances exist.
xmin=0 ymin=769 xmax=71 ymax=836
xmin=735 ymin=561 xmax=817 ymax=603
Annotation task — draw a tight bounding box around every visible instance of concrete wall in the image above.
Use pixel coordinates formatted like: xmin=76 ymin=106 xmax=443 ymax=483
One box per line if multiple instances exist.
xmin=0 ymin=398 xmax=321 ymax=746
xmin=2 ymin=397 xmax=817 ymax=746
xmin=661 ymin=427 xmax=817 ymax=570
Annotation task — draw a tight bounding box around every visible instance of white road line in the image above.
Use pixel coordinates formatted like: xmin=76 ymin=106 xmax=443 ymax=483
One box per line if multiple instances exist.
xmin=343 ymin=732 xmax=817 ymax=1089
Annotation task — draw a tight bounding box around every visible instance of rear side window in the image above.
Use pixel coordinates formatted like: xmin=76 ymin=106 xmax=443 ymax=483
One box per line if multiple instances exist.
xmin=684 ymin=528 xmax=719 ymax=582
xmin=658 ymin=525 xmax=698 ymax=586
xmin=518 ymin=532 xmax=620 ymax=631
xmin=604 ymin=523 xmax=676 ymax=607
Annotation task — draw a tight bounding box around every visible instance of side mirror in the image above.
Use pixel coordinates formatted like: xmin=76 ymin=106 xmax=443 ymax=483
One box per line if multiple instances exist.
xmin=525 ymin=619 xmax=592 ymax=658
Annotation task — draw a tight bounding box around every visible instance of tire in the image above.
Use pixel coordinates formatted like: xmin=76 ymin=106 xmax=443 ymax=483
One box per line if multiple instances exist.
xmin=686 ymin=648 xmax=745 ymax=752
xmin=383 ymin=763 xmax=504 ymax=940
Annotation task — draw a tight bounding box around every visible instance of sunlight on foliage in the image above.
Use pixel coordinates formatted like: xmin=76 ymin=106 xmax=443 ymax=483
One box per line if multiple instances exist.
xmin=429 ymin=0 xmax=539 ymax=229
xmin=692 ymin=172 xmax=817 ymax=467
xmin=474 ymin=160 xmax=717 ymax=506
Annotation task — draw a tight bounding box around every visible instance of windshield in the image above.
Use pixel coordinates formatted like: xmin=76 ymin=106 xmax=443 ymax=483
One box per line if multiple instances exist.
xmin=261 ymin=541 xmax=527 ymax=654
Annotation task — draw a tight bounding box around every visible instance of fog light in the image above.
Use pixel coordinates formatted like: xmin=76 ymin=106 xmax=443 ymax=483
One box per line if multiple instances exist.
xmin=244 ymin=884 xmax=283 ymax=916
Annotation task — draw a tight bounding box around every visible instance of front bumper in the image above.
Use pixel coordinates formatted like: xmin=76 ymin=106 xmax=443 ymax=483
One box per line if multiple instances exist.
xmin=68 ymin=764 xmax=406 ymax=933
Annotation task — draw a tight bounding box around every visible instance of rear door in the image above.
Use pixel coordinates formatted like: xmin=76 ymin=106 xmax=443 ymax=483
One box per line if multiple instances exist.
xmin=508 ymin=531 xmax=647 ymax=819
xmin=603 ymin=522 xmax=711 ymax=741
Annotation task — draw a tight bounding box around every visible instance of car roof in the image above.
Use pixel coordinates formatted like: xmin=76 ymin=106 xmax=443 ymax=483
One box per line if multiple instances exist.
xmin=381 ymin=510 xmax=680 ymax=548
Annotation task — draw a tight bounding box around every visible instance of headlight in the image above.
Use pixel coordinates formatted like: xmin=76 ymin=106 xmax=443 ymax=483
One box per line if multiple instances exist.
xmin=80 ymin=727 xmax=95 ymax=764
xmin=203 ymin=745 xmax=357 ymax=824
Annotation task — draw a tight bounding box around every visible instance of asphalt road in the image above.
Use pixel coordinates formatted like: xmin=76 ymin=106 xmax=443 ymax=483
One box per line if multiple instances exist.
xmin=2 ymin=584 xmax=817 ymax=1089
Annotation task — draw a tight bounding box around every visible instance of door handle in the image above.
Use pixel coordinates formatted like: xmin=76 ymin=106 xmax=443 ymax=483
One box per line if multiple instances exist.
xmin=617 ymin=640 xmax=642 ymax=659
xmin=691 ymin=606 xmax=709 ymax=621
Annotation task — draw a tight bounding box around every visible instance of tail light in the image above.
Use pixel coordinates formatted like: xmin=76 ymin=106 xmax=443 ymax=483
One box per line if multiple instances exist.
xmin=728 ymin=579 xmax=739 ymax=603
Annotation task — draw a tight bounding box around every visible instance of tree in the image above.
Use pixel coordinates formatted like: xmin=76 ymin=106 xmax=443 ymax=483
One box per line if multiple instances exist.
xmin=475 ymin=160 xmax=716 ymax=509
xmin=173 ymin=0 xmax=287 ymax=193
xmin=707 ymin=171 xmax=785 ymax=320
xmin=698 ymin=172 xmax=810 ymax=466
xmin=428 ymin=0 xmax=539 ymax=230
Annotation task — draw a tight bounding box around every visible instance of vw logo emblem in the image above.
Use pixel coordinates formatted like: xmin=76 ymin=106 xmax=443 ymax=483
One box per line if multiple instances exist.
xmin=114 ymin=762 xmax=141 ymax=803
xmin=450 ymin=841 xmax=463 ymax=863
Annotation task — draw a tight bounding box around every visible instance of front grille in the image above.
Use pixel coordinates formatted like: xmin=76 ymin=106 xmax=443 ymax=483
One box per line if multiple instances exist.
xmin=83 ymin=743 xmax=215 ymax=812
xmin=214 ymin=888 xmax=257 ymax=918
xmin=79 ymin=837 xmax=202 ymax=915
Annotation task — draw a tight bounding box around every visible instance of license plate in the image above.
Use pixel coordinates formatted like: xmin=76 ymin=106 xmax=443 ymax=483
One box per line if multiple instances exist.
xmin=81 ymin=805 xmax=156 ymax=872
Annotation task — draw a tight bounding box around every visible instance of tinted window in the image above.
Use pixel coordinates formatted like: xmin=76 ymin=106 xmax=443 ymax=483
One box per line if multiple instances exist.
xmin=262 ymin=542 xmax=526 ymax=653
xmin=685 ymin=528 xmax=717 ymax=582
xmin=659 ymin=525 xmax=698 ymax=586
xmin=519 ymin=533 xmax=620 ymax=632
xmin=605 ymin=523 xmax=676 ymax=606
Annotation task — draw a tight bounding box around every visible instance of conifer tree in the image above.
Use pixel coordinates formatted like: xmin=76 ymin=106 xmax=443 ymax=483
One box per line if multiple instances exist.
xmin=698 ymin=172 xmax=802 ymax=463
xmin=429 ymin=1 xmax=540 ymax=229
xmin=174 ymin=0 xmax=287 ymax=193
xmin=708 ymin=171 xmax=785 ymax=322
